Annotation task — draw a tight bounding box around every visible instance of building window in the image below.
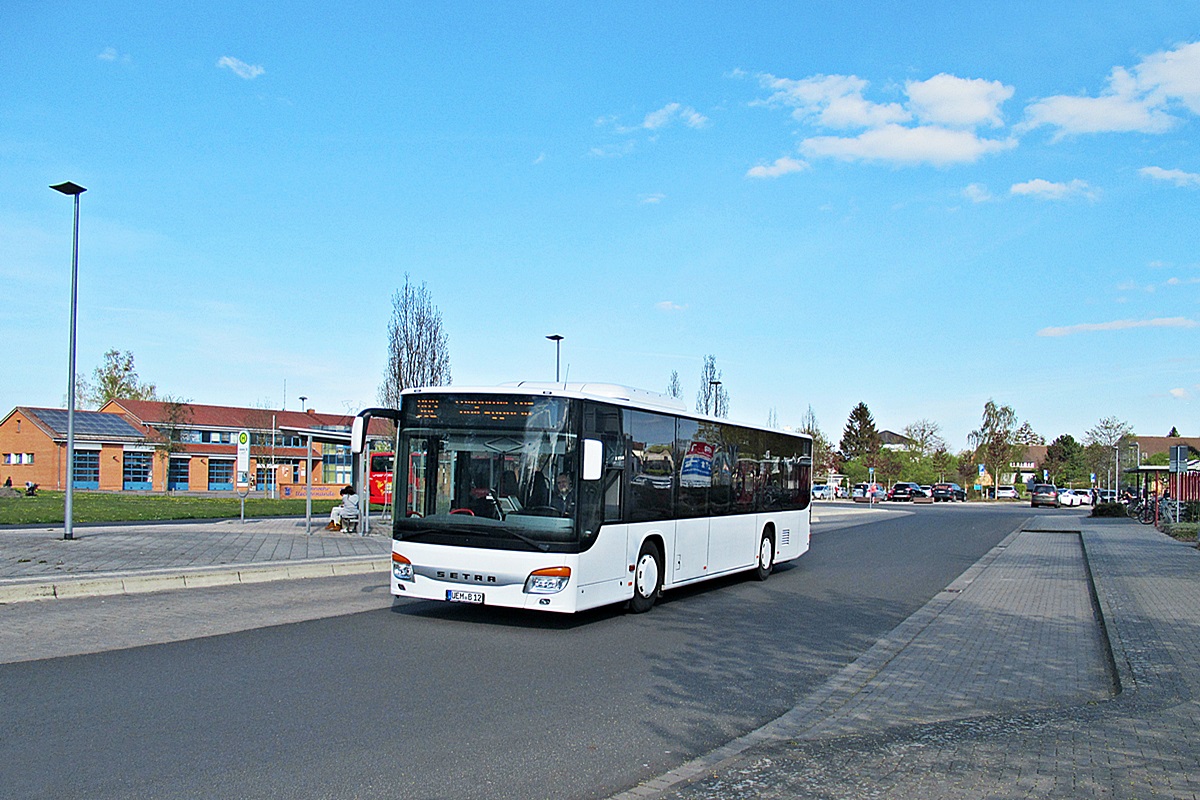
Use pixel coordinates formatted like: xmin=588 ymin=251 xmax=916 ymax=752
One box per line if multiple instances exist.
xmin=208 ymin=459 xmax=234 ymax=491
xmin=168 ymin=458 xmax=190 ymax=491
xmin=73 ymin=450 xmax=100 ymax=489
xmin=322 ymin=444 xmax=353 ymax=484
xmin=123 ymin=451 xmax=153 ymax=491
xmin=23 ymin=453 xmax=33 ymax=465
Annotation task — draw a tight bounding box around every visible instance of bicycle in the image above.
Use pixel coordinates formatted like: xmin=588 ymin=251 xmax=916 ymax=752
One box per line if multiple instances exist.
xmin=1126 ymin=496 xmax=1156 ymax=525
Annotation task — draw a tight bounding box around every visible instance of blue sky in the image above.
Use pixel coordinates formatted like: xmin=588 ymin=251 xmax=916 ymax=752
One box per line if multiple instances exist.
xmin=3 ymin=1 xmax=1198 ymax=450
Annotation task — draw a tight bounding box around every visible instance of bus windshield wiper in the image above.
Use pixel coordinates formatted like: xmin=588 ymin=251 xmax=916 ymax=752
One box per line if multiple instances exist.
xmin=488 ymin=526 xmax=550 ymax=552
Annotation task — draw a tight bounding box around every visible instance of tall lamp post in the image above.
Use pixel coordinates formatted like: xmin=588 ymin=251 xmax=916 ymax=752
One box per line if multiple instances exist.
xmin=50 ymin=181 xmax=86 ymax=541
xmin=545 ymin=334 xmax=563 ymax=383
xmin=299 ymin=395 xmax=308 ymax=411
xmin=707 ymin=380 xmax=722 ymax=416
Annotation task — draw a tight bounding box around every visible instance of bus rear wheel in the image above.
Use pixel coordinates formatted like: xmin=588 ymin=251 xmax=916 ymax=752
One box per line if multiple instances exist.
xmin=754 ymin=533 xmax=774 ymax=581
xmin=629 ymin=541 xmax=662 ymax=613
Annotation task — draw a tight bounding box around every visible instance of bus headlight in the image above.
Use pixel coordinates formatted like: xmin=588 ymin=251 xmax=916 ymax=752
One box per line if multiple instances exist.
xmin=392 ymin=552 xmax=414 ymax=582
xmin=524 ymin=566 xmax=571 ymax=595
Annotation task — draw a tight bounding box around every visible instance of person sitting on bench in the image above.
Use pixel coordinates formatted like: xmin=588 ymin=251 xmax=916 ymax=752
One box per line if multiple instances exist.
xmin=326 ymin=485 xmax=359 ymax=531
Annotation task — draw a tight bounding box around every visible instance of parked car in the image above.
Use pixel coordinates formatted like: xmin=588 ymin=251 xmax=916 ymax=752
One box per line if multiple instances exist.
xmin=811 ymin=484 xmax=831 ymax=500
xmin=931 ymin=482 xmax=966 ymax=502
xmin=887 ymin=481 xmax=924 ymax=501
xmin=1058 ymin=488 xmax=1084 ymax=507
xmin=1096 ymin=489 xmax=1117 ymax=504
xmin=995 ymin=485 xmax=1019 ymax=500
xmin=1075 ymin=489 xmax=1093 ymax=506
xmin=1030 ymin=484 xmax=1060 ymax=508
xmin=852 ymin=482 xmax=885 ymax=503
xmin=912 ymin=486 xmax=934 ymax=504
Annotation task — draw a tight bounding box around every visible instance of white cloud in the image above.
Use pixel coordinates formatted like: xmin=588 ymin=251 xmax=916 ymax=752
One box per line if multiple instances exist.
xmin=98 ymin=46 xmax=130 ymax=64
xmin=640 ymin=193 xmax=666 ymax=204
xmin=1140 ymin=166 xmax=1200 ymax=187
xmin=755 ymin=71 xmax=1015 ymax=167
xmin=746 ymin=156 xmax=809 ymax=179
xmin=906 ymin=74 xmax=1013 ymax=128
xmin=656 ymin=301 xmax=687 ymax=312
xmin=642 ymin=102 xmax=708 ymax=130
xmin=1010 ymin=178 xmax=1097 ymax=200
xmin=217 ymin=56 xmax=265 ymax=80
xmin=802 ymin=124 xmax=1016 ymax=166
xmin=757 ymin=73 xmax=909 ymax=129
xmin=1021 ymin=41 xmax=1200 ymax=137
xmin=963 ymin=183 xmax=993 ymax=203
xmin=1170 ymin=387 xmax=1190 ymax=399
xmin=1037 ymin=317 xmax=1198 ymax=337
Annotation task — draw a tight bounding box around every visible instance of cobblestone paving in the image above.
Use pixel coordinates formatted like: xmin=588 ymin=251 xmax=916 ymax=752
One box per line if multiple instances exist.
xmin=0 ymin=518 xmax=391 ymax=580
xmin=629 ymin=520 xmax=1200 ymax=800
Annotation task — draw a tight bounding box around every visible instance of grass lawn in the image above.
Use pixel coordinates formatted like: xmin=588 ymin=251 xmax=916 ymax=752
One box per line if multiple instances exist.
xmin=0 ymin=491 xmax=342 ymax=526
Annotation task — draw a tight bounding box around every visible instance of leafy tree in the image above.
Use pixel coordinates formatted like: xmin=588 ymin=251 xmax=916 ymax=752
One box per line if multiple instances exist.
xmin=695 ymin=355 xmax=729 ymax=417
xmin=968 ymin=399 xmax=1021 ymax=496
xmin=1043 ymin=434 xmax=1086 ymax=486
xmin=84 ymin=349 xmax=157 ymax=408
xmin=379 ymin=274 xmax=451 ymax=408
xmin=839 ymin=402 xmax=881 ymax=462
xmin=1168 ymin=426 xmax=1180 ymax=437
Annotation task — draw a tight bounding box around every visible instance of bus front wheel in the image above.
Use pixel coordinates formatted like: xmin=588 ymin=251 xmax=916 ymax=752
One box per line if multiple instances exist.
xmin=630 ymin=541 xmax=662 ymax=613
xmin=754 ymin=533 xmax=774 ymax=581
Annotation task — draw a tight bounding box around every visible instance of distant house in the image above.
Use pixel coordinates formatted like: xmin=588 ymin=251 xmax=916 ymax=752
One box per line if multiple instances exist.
xmin=879 ymin=430 xmax=914 ymax=451
xmin=0 ymin=400 xmax=356 ymax=496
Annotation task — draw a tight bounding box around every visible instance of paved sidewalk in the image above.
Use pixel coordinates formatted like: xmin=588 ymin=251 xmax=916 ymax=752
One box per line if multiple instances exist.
xmin=0 ymin=516 xmax=392 ymax=603
xmin=618 ymin=515 xmax=1200 ymax=800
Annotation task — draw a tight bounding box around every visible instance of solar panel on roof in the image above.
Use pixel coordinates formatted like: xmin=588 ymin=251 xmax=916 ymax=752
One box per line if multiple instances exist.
xmin=30 ymin=408 xmax=144 ymax=438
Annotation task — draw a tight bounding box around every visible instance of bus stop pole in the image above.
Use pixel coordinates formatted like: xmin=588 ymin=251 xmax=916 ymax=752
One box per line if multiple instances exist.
xmin=305 ymin=432 xmax=314 ymax=534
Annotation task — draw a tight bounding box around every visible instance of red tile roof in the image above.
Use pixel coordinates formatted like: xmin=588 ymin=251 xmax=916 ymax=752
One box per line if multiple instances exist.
xmin=103 ymin=399 xmax=353 ymax=431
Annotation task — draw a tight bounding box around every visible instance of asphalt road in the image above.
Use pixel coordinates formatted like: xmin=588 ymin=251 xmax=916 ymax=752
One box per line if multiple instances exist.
xmin=0 ymin=504 xmax=1027 ymax=799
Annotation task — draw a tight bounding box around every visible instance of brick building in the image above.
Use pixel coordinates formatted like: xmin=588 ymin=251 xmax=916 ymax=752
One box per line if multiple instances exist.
xmin=0 ymin=400 xmax=357 ymax=497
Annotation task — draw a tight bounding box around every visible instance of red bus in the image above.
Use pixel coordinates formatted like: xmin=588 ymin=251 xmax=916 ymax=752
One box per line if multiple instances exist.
xmin=368 ymin=452 xmax=395 ymax=505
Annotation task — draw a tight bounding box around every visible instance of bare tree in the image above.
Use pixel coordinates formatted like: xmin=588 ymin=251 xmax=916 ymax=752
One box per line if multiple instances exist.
xmin=695 ymin=355 xmax=729 ymax=417
xmin=666 ymin=370 xmax=682 ymax=400
xmin=151 ymin=396 xmax=192 ymax=494
xmin=902 ymin=419 xmax=947 ymax=458
xmin=379 ymin=274 xmax=451 ymax=408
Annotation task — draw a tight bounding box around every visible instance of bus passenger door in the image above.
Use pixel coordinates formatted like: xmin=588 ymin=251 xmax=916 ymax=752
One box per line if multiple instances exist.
xmin=673 ymin=518 xmax=709 ymax=583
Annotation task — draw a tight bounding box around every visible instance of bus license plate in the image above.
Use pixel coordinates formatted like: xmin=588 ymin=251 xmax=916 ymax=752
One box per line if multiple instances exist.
xmin=447 ymin=590 xmax=484 ymax=604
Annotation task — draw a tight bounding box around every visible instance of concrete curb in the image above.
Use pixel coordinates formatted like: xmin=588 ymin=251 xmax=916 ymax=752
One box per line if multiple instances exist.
xmin=0 ymin=555 xmax=391 ymax=604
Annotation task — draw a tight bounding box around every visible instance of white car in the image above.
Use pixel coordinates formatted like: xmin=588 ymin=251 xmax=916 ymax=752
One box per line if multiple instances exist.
xmin=811 ymin=484 xmax=831 ymax=500
xmin=995 ymin=485 xmax=1019 ymax=500
xmin=1058 ymin=489 xmax=1084 ymax=507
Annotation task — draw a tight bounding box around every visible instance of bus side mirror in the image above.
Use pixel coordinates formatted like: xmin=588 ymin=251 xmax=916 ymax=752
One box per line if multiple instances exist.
xmin=582 ymin=439 xmax=603 ymax=481
xmin=351 ymin=416 xmax=366 ymax=455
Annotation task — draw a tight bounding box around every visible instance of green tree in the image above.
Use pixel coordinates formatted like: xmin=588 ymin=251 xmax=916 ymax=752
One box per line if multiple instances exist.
xmin=84 ymin=349 xmax=157 ymax=408
xmin=1043 ymin=434 xmax=1085 ymax=486
xmin=839 ymin=402 xmax=881 ymax=462
xmin=968 ymin=399 xmax=1021 ymax=498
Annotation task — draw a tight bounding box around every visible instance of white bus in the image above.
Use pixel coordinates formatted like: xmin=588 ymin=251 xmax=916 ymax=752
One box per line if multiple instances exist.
xmin=352 ymin=383 xmax=812 ymax=614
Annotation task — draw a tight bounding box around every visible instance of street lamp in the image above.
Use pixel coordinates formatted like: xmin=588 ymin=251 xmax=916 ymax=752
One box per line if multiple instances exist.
xmin=50 ymin=181 xmax=86 ymax=541
xmin=299 ymin=395 xmax=308 ymax=411
xmin=545 ymin=334 xmax=563 ymax=383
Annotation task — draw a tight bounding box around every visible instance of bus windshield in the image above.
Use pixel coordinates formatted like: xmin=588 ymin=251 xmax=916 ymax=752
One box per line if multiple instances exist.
xmin=393 ymin=394 xmax=579 ymax=552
